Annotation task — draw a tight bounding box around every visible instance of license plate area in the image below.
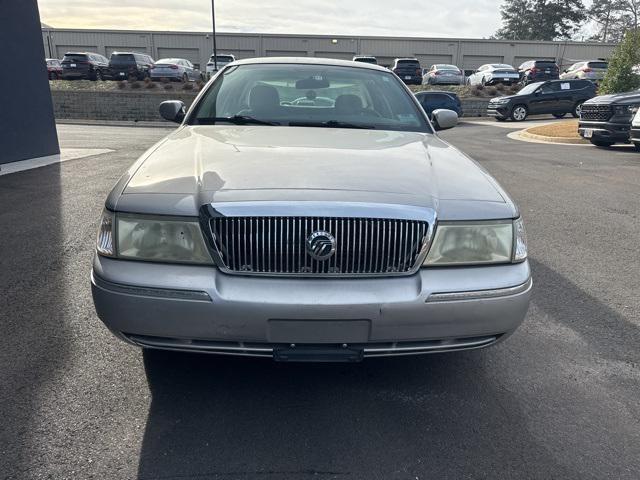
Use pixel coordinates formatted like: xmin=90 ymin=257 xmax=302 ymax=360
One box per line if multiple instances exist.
xmin=274 ymin=345 xmax=364 ymax=362
xmin=268 ymin=319 xmax=371 ymax=343
xmin=583 ymin=128 xmax=593 ymax=138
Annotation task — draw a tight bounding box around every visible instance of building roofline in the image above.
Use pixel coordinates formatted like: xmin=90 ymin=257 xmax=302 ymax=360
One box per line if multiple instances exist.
xmin=40 ymin=27 xmax=619 ymax=47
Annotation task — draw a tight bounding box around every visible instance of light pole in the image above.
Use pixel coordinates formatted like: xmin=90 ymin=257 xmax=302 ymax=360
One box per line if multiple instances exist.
xmin=211 ymin=0 xmax=218 ymax=71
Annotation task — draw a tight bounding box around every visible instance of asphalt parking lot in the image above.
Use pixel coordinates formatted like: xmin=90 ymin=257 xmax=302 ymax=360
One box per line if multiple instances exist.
xmin=1 ymin=120 xmax=639 ymax=479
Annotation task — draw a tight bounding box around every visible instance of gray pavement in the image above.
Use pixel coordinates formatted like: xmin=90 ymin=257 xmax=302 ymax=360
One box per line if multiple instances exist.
xmin=0 ymin=121 xmax=638 ymax=479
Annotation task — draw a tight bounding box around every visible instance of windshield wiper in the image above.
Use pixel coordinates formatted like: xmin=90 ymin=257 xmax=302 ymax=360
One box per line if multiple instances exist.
xmin=199 ymin=115 xmax=280 ymax=126
xmin=289 ymin=120 xmax=375 ymax=129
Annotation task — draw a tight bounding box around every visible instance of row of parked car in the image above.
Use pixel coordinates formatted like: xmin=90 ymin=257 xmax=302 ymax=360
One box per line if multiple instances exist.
xmin=353 ymin=55 xmax=609 ymax=87
xmin=46 ymin=52 xmax=238 ymax=82
xmin=479 ymin=75 xmax=640 ymax=150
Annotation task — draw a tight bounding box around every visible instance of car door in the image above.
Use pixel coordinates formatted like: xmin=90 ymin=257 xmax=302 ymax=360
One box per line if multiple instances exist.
xmin=527 ymin=82 xmax=557 ymax=114
xmin=554 ymin=81 xmax=576 ymax=112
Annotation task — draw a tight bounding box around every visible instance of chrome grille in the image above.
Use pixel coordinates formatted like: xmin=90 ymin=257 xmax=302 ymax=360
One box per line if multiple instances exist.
xmin=208 ymin=217 xmax=429 ymax=276
xmin=580 ymin=104 xmax=612 ymax=121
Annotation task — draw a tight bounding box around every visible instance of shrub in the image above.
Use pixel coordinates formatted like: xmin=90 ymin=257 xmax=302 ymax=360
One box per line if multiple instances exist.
xmin=600 ymin=29 xmax=640 ymax=94
xmin=163 ymin=83 xmax=173 ymax=90
xmin=182 ymin=82 xmax=194 ymax=91
xmin=129 ymin=81 xmax=141 ymax=89
xmin=485 ymin=86 xmax=497 ymax=96
xmin=117 ymin=81 xmax=127 ymax=90
xmin=143 ymin=77 xmax=157 ymax=89
xmin=495 ymin=82 xmax=506 ymax=92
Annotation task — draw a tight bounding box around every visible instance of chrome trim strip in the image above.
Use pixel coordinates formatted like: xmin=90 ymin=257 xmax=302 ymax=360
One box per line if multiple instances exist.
xmin=425 ymin=277 xmax=532 ymax=303
xmin=125 ymin=334 xmax=499 ymax=357
xmin=362 ymin=336 xmax=497 ymax=353
xmin=92 ymin=273 xmax=212 ymax=302
xmin=207 ymin=201 xmax=437 ymax=222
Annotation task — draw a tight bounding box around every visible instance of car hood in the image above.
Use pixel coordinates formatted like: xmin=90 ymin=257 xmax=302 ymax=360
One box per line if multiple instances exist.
xmin=112 ymin=126 xmax=516 ymax=220
xmin=585 ymin=91 xmax=640 ymax=105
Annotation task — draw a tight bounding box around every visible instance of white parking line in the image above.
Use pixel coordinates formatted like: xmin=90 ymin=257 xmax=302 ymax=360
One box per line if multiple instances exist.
xmin=0 ymin=148 xmax=113 ymax=176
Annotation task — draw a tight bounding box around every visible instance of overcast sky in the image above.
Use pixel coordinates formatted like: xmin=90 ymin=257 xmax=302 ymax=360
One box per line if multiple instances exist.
xmin=38 ymin=0 xmax=504 ymax=38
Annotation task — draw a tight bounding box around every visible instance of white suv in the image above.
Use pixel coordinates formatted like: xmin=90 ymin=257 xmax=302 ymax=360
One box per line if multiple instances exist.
xmin=205 ymin=54 xmax=236 ymax=78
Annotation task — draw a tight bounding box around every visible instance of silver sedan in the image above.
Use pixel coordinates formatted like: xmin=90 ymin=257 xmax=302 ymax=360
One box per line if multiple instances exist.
xmin=92 ymin=57 xmax=531 ymax=362
xmin=150 ymin=58 xmax=203 ymax=82
xmin=423 ymin=64 xmax=464 ymax=85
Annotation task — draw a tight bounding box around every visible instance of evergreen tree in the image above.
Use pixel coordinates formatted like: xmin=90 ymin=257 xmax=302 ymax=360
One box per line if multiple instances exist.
xmin=599 ymin=29 xmax=640 ymax=93
xmin=495 ymin=0 xmax=586 ymax=40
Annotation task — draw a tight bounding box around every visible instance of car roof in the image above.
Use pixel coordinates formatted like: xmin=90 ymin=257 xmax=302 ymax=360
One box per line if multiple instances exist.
xmin=111 ymin=51 xmax=148 ymax=55
xmin=395 ymin=57 xmax=419 ymax=61
xmin=230 ymin=56 xmax=390 ymax=72
xmin=416 ymin=90 xmax=458 ymax=96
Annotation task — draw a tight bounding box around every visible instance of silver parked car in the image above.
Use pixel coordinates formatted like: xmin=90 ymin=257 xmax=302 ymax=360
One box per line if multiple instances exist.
xmin=560 ymin=60 xmax=608 ymax=82
xmin=467 ymin=63 xmax=520 ymax=86
xmin=92 ymin=57 xmax=531 ymax=362
xmin=422 ymin=64 xmax=464 ymax=85
xmin=150 ymin=58 xmax=203 ymax=82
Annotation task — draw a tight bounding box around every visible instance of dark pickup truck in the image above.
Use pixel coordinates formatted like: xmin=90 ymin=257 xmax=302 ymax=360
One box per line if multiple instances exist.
xmin=579 ymin=91 xmax=640 ymax=147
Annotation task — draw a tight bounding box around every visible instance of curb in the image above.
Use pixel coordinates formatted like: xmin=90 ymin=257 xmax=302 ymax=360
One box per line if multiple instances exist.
xmin=519 ymin=128 xmax=588 ymax=144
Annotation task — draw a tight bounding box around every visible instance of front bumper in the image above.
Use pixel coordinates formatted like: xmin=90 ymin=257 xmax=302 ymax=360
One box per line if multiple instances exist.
xmin=487 ymin=104 xmax=510 ymax=118
xmin=630 ymin=127 xmax=640 ymax=143
xmin=91 ymin=255 xmax=532 ymax=359
xmin=578 ymin=120 xmax=631 ymax=143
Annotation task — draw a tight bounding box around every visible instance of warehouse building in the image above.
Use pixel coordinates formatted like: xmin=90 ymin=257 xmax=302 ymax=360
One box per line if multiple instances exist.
xmin=42 ymin=28 xmax=617 ymax=73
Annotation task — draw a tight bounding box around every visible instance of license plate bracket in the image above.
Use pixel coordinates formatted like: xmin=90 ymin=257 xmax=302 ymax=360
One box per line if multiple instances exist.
xmin=274 ymin=345 xmax=364 ymax=362
xmin=583 ymin=128 xmax=593 ymax=138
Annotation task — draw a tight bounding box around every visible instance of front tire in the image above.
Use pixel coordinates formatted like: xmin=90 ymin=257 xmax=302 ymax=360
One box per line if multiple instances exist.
xmin=95 ymin=70 xmax=103 ymax=81
xmin=510 ymin=105 xmax=528 ymax=121
xmin=182 ymin=73 xmax=188 ymax=83
xmin=572 ymin=102 xmax=583 ymax=118
xmin=634 ymin=142 xmax=640 ymax=151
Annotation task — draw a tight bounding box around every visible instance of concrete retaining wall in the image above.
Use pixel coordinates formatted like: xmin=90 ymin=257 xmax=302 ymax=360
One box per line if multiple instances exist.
xmin=50 ymin=89 xmax=490 ymax=121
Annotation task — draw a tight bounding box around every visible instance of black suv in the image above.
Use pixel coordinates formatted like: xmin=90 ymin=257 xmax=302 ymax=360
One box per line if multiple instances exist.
xmin=579 ymin=91 xmax=640 ymax=147
xmin=109 ymin=52 xmax=155 ymax=80
xmin=61 ymin=52 xmax=109 ymax=80
xmin=518 ymin=60 xmax=560 ymax=84
xmin=391 ymin=58 xmax=422 ymax=85
xmin=487 ymin=79 xmax=596 ymax=121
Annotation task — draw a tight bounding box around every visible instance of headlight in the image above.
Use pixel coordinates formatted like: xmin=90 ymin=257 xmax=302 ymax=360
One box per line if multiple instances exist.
xmin=96 ymin=210 xmax=213 ymax=264
xmin=613 ymin=104 xmax=639 ymax=116
xmin=423 ymin=218 xmax=527 ymax=266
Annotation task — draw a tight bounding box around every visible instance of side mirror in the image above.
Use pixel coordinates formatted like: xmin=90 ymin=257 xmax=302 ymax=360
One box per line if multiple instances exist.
xmin=159 ymin=100 xmax=186 ymax=123
xmin=534 ymin=90 xmax=542 ymax=96
xmin=432 ymin=109 xmax=458 ymax=130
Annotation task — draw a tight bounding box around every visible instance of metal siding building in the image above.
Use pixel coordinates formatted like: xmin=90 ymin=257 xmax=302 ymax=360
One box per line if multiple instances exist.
xmin=41 ymin=28 xmax=617 ymax=72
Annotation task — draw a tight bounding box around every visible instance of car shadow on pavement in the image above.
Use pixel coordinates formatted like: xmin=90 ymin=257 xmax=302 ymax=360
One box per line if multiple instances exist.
xmin=0 ymin=164 xmax=71 ymax=475
xmin=137 ymin=345 xmax=576 ymax=479
xmin=528 ymin=258 xmax=639 ymax=366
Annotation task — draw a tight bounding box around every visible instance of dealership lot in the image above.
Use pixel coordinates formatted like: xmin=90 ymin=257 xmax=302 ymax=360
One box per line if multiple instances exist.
xmin=1 ymin=122 xmax=638 ymax=479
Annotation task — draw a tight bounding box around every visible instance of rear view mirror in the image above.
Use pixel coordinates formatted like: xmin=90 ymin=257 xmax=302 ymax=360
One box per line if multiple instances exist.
xmin=159 ymin=100 xmax=186 ymax=123
xmin=296 ymin=76 xmax=330 ymax=89
xmin=432 ymin=109 xmax=458 ymax=130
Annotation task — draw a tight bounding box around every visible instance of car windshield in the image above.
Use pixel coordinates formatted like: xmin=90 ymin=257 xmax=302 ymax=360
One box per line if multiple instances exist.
xmin=589 ymin=62 xmax=608 ymax=69
xmin=355 ymin=57 xmax=377 ymax=64
xmin=191 ymin=63 xmax=430 ymax=133
xmin=211 ymin=55 xmax=233 ymax=62
xmin=437 ymin=65 xmax=459 ymax=71
xmin=517 ymin=82 xmax=544 ymax=95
